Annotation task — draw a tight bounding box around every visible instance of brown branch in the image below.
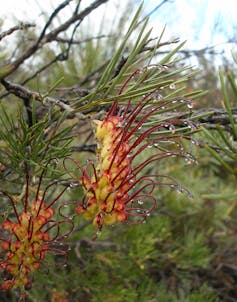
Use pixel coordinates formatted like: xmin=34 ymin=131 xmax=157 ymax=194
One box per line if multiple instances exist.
xmin=43 ymin=0 xmax=108 ymax=44
xmin=71 ymin=144 xmax=96 ymax=153
xmin=0 ymin=79 xmax=86 ymax=120
xmin=0 ymin=23 xmax=35 ymax=42
xmin=54 ymin=34 xmax=112 ymax=45
xmin=36 ymin=0 xmax=74 ymax=46
xmin=0 ymin=0 xmax=109 ymax=79
xmin=195 ymin=107 xmax=237 ymax=125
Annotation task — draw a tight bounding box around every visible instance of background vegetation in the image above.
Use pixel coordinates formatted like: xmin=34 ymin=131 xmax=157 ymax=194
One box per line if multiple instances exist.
xmin=0 ymin=1 xmax=237 ymax=301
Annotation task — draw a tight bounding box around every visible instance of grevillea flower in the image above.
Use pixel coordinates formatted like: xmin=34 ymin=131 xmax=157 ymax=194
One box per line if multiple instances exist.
xmin=68 ymin=69 xmax=193 ymax=235
xmin=0 ymin=166 xmax=70 ymax=292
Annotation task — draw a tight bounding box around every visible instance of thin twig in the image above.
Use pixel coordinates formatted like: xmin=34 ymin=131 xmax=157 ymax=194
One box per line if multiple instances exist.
xmin=0 ymin=79 xmax=86 ymax=120
xmin=54 ymin=34 xmax=112 ymax=45
xmin=0 ymin=0 xmax=109 ymax=79
xmin=71 ymin=144 xmax=96 ymax=153
xmin=0 ymin=23 xmax=35 ymax=42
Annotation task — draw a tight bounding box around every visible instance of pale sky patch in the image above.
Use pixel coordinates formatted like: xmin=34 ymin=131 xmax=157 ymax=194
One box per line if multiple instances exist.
xmin=1 ymin=0 xmax=237 ymax=58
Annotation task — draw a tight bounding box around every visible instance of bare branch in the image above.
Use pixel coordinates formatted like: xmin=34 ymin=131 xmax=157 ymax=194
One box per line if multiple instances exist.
xmin=54 ymin=34 xmax=112 ymax=45
xmin=0 ymin=23 xmax=35 ymax=42
xmin=36 ymin=0 xmax=74 ymax=46
xmin=0 ymin=79 xmax=86 ymax=120
xmin=71 ymin=144 xmax=96 ymax=153
xmin=0 ymin=0 xmax=109 ymax=79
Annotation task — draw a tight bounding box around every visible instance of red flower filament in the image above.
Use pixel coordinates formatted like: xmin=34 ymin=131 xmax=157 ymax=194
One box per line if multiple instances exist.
xmin=0 ymin=169 xmax=69 ymax=291
xmin=73 ymin=69 xmax=193 ymax=232
xmin=1 ymin=201 xmax=53 ymax=290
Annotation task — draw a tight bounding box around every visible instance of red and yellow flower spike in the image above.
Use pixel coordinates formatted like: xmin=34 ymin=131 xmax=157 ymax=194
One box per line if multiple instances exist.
xmin=70 ymin=68 xmax=194 ymax=235
xmin=0 ymin=164 xmax=71 ymax=292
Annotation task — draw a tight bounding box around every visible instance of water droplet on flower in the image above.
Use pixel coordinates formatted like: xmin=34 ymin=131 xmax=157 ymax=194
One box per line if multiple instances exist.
xmin=119 ymin=120 xmax=128 ymax=127
xmin=169 ymin=83 xmax=176 ymax=90
xmin=96 ymin=229 xmax=101 ymax=237
xmin=185 ymin=157 xmax=193 ymax=165
xmin=177 ymin=187 xmax=184 ymax=194
xmin=169 ymin=125 xmax=176 ymax=134
xmin=172 ymin=100 xmax=177 ymax=104
xmin=145 ymin=211 xmax=151 ymax=216
xmin=138 ymin=126 xmax=142 ymax=130
xmin=69 ymin=183 xmax=78 ymax=188
xmin=137 ymin=200 xmax=144 ymax=205
xmin=187 ymin=102 xmax=193 ymax=109
xmin=148 ymin=145 xmax=153 ymax=148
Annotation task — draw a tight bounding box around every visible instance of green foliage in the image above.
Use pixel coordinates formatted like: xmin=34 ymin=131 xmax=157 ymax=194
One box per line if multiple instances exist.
xmin=201 ymin=66 xmax=237 ymax=178
xmin=0 ymin=103 xmax=73 ymax=180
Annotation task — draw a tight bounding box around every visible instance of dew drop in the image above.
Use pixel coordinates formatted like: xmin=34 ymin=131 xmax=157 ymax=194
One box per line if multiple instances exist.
xmin=169 ymin=83 xmax=176 ymax=90
xmin=187 ymin=102 xmax=193 ymax=109
xmin=146 ymin=211 xmax=151 ymax=216
xmin=70 ymin=183 xmax=78 ymax=188
xmin=169 ymin=125 xmax=176 ymax=134
xmin=137 ymin=200 xmax=144 ymax=205
xmin=177 ymin=187 xmax=184 ymax=194
xmin=96 ymin=229 xmax=102 ymax=237
xmin=185 ymin=157 xmax=193 ymax=165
